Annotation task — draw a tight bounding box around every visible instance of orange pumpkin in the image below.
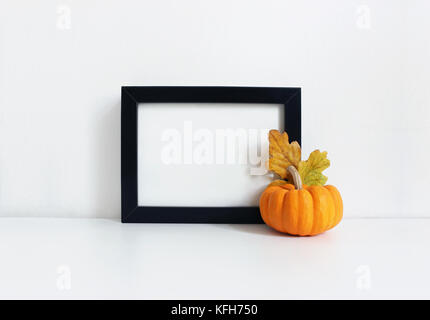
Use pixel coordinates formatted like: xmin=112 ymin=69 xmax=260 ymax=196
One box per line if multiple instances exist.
xmin=260 ymin=166 xmax=343 ymax=236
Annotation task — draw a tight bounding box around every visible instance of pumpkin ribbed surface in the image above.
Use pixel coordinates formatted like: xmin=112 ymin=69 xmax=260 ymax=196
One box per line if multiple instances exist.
xmin=259 ymin=184 xmax=343 ymax=236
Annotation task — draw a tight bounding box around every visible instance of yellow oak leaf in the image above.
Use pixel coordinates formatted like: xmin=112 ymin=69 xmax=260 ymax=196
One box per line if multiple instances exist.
xmin=268 ymin=130 xmax=301 ymax=180
xmin=298 ymin=150 xmax=330 ymax=186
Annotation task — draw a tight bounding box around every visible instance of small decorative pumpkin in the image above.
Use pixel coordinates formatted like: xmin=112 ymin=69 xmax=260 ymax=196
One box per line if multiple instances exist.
xmin=260 ymin=166 xmax=343 ymax=236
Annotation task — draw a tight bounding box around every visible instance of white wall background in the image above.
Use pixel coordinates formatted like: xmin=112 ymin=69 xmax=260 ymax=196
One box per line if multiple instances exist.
xmin=0 ymin=0 xmax=429 ymax=218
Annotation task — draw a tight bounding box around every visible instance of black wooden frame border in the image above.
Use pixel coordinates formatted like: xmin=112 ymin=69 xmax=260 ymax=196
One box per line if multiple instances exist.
xmin=121 ymin=86 xmax=301 ymax=223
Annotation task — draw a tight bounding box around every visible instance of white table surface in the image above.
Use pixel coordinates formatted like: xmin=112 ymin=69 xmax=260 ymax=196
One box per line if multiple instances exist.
xmin=0 ymin=218 xmax=429 ymax=299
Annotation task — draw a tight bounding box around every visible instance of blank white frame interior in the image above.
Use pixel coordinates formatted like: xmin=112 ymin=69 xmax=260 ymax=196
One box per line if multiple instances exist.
xmin=137 ymin=103 xmax=284 ymax=207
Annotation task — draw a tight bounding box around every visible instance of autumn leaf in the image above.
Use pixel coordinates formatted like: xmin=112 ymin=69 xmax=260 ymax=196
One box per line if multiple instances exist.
xmin=268 ymin=130 xmax=301 ymax=180
xmin=266 ymin=130 xmax=330 ymax=187
xmin=298 ymin=150 xmax=330 ymax=186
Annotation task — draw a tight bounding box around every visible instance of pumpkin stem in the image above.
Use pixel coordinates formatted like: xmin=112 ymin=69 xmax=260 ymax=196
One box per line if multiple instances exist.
xmin=287 ymin=165 xmax=302 ymax=190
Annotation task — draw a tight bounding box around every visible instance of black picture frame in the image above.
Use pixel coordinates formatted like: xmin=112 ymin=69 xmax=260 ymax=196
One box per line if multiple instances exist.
xmin=121 ymin=86 xmax=301 ymax=223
